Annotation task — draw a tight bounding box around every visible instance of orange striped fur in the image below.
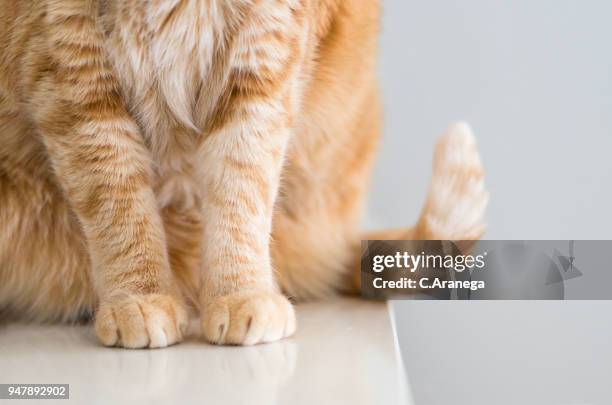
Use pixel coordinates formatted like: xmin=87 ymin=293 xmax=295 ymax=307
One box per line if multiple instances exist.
xmin=0 ymin=0 xmax=488 ymax=348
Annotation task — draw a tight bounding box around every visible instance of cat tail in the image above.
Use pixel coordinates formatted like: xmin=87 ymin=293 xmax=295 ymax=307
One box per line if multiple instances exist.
xmin=352 ymin=122 xmax=489 ymax=291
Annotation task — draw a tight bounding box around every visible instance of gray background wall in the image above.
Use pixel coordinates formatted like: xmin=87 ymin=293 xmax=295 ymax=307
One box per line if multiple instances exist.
xmin=370 ymin=1 xmax=612 ymax=404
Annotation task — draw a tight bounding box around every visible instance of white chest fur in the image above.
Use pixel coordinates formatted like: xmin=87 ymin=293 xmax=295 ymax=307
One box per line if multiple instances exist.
xmin=105 ymin=0 xmax=233 ymax=136
xmin=104 ymin=0 xmax=299 ymax=138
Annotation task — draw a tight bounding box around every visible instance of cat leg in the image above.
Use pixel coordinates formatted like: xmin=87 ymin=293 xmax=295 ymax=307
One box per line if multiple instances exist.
xmin=26 ymin=6 xmax=187 ymax=348
xmin=198 ymin=105 xmax=297 ymax=345
xmin=197 ymin=19 xmax=308 ymax=345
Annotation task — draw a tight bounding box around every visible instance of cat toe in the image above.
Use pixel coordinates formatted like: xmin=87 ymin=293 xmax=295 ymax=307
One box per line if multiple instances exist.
xmin=201 ymin=290 xmax=295 ymax=346
xmin=94 ymin=294 xmax=188 ymax=349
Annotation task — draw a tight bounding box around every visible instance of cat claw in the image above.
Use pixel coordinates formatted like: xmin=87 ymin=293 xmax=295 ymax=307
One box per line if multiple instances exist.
xmin=94 ymin=294 xmax=188 ymax=349
xmin=201 ymin=290 xmax=296 ymax=346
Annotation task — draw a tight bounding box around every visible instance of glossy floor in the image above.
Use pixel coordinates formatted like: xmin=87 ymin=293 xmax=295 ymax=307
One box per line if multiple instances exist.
xmin=0 ymin=298 xmax=409 ymax=405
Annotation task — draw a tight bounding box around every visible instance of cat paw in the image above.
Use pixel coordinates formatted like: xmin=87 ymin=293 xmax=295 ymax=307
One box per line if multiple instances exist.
xmin=201 ymin=290 xmax=296 ymax=346
xmin=422 ymin=122 xmax=489 ymax=239
xmin=94 ymin=294 xmax=188 ymax=349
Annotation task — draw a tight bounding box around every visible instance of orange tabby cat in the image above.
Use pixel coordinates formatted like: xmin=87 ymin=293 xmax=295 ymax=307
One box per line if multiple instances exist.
xmin=0 ymin=0 xmax=488 ymax=348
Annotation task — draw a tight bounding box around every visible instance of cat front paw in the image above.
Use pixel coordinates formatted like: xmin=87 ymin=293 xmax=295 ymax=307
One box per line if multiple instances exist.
xmin=94 ymin=294 xmax=188 ymax=349
xmin=201 ymin=290 xmax=296 ymax=346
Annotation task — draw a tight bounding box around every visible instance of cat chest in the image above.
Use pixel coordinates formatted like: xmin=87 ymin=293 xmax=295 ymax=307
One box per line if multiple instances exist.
xmin=108 ymin=1 xmax=297 ymax=138
xmin=113 ymin=33 xmax=227 ymax=137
